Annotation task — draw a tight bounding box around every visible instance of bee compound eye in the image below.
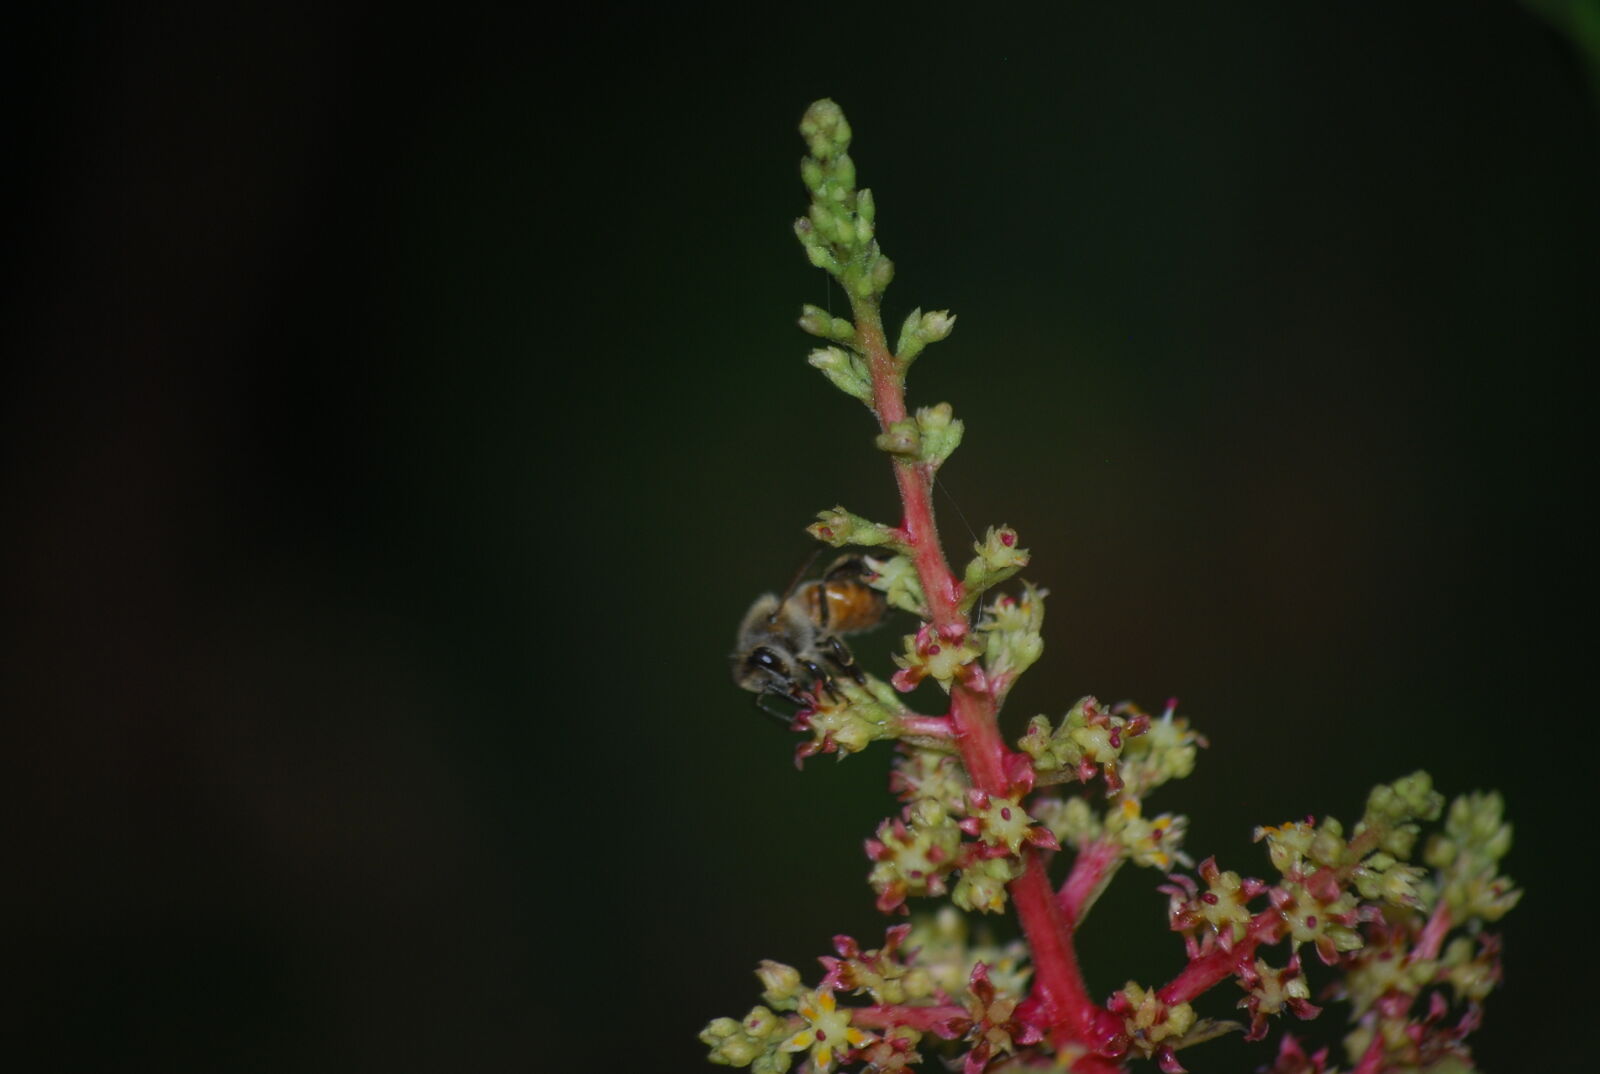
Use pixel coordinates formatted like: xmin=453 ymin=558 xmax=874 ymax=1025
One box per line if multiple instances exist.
xmin=749 ymin=647 xmax=784 ymax=672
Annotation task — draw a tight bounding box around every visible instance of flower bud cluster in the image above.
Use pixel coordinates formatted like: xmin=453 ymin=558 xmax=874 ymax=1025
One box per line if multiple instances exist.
xmin=702 ymin=1005 xmax=797 ymax=1074
xmin=798 ymin=303 xmax=857 ymax=344
xmin=795 ymin=98 xmax=894 ymax=300
xmin=959 ymin=790 xmax=1059 ymax=857
xmin=889 ymin=747 xmax=969 ymax=814
xmin=1033 ymin=793 xmax=1188 ymax=874
xmin=867 ymin=778 xmax=1053 ymax=916
xmin=808 ymin=506 xmax=902 ymax=550
xmin=1018 ymin=695 xmax=1151 ymax=793
xmin=1114 ymin=700 xmax=1206 ymax=799
xmin=1273 ymin=876 xmax=1364 ymax=966
xmin=1164 ymin=857 xmax=1268 ymax=953
xmin=1247 ymin=819 xmax=1370 ymax=964
xmin=781 ymin=988 xmax=876 ymax=1073
xmin=1355 ymin=770 xmax=1445 ymax=856
xmin=976 ymin=584 xmax=1045 ymax=702
xmin=795 ymin=679 xmax=906 ymax=761
xmin=867 ymin=797 xmax=964 ymax=913
xmin=959 ymin=963 xmax=1038 ymax=1073
xmin=808 ymin=346 xmax=874 ymax=406
xmin=862 ymin=554 xmax=929 ymax=619
xmin=1107 ymin=981 xmax=1202 ymax=1072
xmin=1335 ymin=914 xmax=1502 ymax=1073
xmin=853 ymin=1026 xmax=925 ymax=1073
xmin=951 ymin=856 xmax=1021 ymax=915
xmin=1114 ymin=796 xmax=1189 ymax=871
xmin=820 ymin=926 xmax=934 ymax=1007
xmin=872 ymin=402 xmax=963 ymax=471
xmin=905 ymin=906 xmax=1032 ymax=999
xmin=1422 ymin=790 xmax=1520 ymax=923
xmin=958 ymin=527 xmax=1029 ymax=612
xmin=891 ymin=621 xmax=983 ymax=693
xmin=1237 ymin=952 xmax=1320 ymax=1041
xmin=894 ymin=307 xmax=957 ymax=366
xmin=704 ymin=914 xmax=1036 ymax=1074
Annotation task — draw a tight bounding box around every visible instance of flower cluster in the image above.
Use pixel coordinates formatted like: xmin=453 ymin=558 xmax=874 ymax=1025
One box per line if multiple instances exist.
xmin=703 ymin=99 xmax=1515 ymax=1074
xmin=1017 ymin=696 xmax=1152 ymax=794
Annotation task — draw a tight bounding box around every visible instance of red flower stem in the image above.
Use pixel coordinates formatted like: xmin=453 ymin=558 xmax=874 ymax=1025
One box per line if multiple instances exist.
xmin=1157 ymin=910 xmax=1286 ymax=1006
xmin=1350 ymin=1028 xmax=1387 ymax=1074
xmin=853 ymin=299 xmax=1104 ymax=1046
xmin=1056 ymin=839 xmax=1121 ymax=928
xmin=1011 ymin=852 xmax=1100 ymax=1039
xmin=1411 ymin=901 xmax=1452 ymax=962
xmin=897 ymin=715 xmax=956 ymax=738
xmin=849 ymin=1003 xmax=968 ymax=1035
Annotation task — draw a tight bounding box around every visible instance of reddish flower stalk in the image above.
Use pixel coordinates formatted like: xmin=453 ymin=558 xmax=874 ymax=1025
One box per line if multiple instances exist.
xmin=897 ymin=715 xmax=956 ymax=739
xmin=1350 ymin=1029 xmax=1387 ymax=1074
xmin=1411 ymin=901 xmax=1452 ymax=963
xmin=1057 ymin=839 xmax=1122 ymax=929
xmin=1158 ymin=908 xmax=1286 ymax=1007
xmin=855 ymin=304 xmax=1110 ymax=1059
xmin=850 ymin=1004 xmax=969 ymax=1036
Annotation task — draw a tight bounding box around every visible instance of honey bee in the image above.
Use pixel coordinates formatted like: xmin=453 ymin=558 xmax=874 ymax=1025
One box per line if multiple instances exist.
xmin=732 ymin=553 xmax=889 ymax=713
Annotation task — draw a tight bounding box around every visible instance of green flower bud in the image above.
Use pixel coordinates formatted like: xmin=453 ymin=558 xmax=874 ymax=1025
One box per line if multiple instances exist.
xmin=702 ymin=1005 xmax=792 ymax=1069
xmin=1118 ymin=705 xmax=1205 ymax=798
xmin=961 ymin=526 xmax=1030 ymax=600
xmin=797 ymin=304 xmax=856 ymax=343
xmin=808 ymin=506 xmax=899 ymax=549
xmin=802 ymin=240 xmax=839 ymax=274
xmin=803 ymin=688 xmax=899 ymax=755
xmin=832 ymin=152 xmax=856 ymax=190
xmin=856 ymin=187 xmax=875 ymax=225
xmin=895 ymin=307 xmax=925 ymax=360
xmin=918 ymin=309 xmax=956 ymax=341
xmin=1115 ymin=983 xmax=1197 ymax=1052
xmin=757 ymin=961 xmax=803 ymax=1007
xmin=1365 ymin=771 xmax=1443 ymax=828
xmin=807 ymin=346 xmax=872 ymax=404
xmin=874 ymin=419 xmax=920 ymax=456
xmin=914 ymin=403 xmax=963 ymax=470
xmin=800 ymin=99 xmax=850 ymax=160
xmin=800 ymin=157 xmax=824 ymax=192
xmin=979 ymin=583 xmax=1045 ymax=696
xmin=870 ymin=254 xmax=895 ymax=291
xmin=952 ymin=857 xmax=1017 ymax=914
xmin=809 ymin=201 xmax=838 ymax=235
xmin=895 ymin=308 xmax=957 ymax=365
xmin=831 ymin=212 xmax=856 ymax=247
xmin=863 ymin=554 xmax=928 ymax=617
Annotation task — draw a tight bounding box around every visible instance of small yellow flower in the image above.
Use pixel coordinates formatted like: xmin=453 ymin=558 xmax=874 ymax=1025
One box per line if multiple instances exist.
xmin=780 ymin=988 xmax=874 ymax=1072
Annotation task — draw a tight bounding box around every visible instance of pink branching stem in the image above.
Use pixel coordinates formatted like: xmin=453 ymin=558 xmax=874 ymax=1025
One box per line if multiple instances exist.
xmin=1411 ymin=901 xmax=1452 ymax=963
xmin=1057 ymin=840 xmax=1121 ymax=929
xmin=1350 ymin=1027 xmax=1387 ymax=1074
xmin=849 ymin=1003 xmax=967 ymax=1035
xmin=897 ymin=715 xmax=956 ymax=739
xmin=855 ymin=310 xmax=1108 ymax=1061
xmin=1157 ymin=909 xmax=1286 ymax=1007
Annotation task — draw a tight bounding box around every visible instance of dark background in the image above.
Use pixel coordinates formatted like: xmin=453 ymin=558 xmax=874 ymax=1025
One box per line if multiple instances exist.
xmin=4 ymin=4 xmax=1595 ymax=1072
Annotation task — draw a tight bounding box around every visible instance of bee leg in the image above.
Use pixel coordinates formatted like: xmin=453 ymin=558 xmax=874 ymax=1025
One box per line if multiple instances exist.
xmin=753 ymin=691 xmax=798 ymax=725
xmin=821 ymin=635 xmax=867 ymax=685
xmin=823 ymin=553 xmax=870 ymax=583
xmin=800 ymin=659 xmax=844 ymax=702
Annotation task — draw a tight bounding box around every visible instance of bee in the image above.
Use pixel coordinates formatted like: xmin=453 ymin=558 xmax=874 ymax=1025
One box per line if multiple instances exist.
xmin=732 ymin=553 xmax=889 ymax=714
